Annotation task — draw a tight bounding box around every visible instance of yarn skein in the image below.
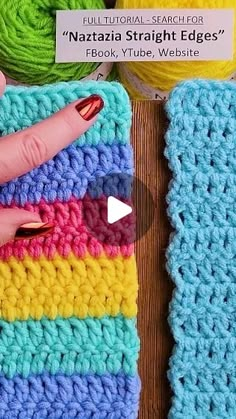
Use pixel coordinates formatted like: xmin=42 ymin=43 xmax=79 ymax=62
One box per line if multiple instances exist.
xmin=0 ymin=0 xmax=113 ymax=85
xmin=116 ymin=0 xmax=236 ymax=99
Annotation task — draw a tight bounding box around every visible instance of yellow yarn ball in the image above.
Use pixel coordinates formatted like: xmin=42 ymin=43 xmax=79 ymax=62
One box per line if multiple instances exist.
xmin=116 ymin=0 xmax=236 ymax=99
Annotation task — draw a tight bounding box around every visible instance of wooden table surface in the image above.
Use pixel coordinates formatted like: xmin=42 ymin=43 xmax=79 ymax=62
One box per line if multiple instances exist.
xmin=86 ymin=0 xmax=174 ymax=404
xmin=103 ymin=1 xmax=174 ymax=414
xmin=102 ymin=3 xmax=174 ymax=414
xmin=132 ymin=102 xmax=174 ymax=419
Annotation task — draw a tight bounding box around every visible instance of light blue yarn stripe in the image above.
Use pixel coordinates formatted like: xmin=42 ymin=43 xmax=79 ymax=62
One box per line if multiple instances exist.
xmin=0 ymin=81 xmax=131 ymax=146
xmin=165 ymin=80 xmax=236 ymax=419
xmin=168 ymin=339 xmax=236 ymax=419
xmin=0 ymin=315 xmax=140 ymax=379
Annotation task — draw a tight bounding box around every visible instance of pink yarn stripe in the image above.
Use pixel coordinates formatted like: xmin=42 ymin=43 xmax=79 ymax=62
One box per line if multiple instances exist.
xmin=0 ymin=197 xmax=134 ymax=261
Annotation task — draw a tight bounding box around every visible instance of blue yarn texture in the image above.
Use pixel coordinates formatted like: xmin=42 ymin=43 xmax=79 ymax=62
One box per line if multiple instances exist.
xmin=0 ymin=144 xmax=133 ymax=205
xmin=165 ymin=79 xmax=236 ymax=419
xmin=0 ymin=373 xmax=141 ymax=419
xmin=0 ymin=82 xmax=133 ymax=206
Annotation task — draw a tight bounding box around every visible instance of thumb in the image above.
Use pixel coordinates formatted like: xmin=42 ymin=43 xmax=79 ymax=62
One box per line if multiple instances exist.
xmin=0 ymin=209 xmax=42 ymax=246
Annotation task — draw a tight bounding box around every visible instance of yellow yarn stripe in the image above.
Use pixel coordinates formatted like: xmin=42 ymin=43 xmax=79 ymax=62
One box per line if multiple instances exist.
xmin=0 ymin=254 xmax=137 ymax=322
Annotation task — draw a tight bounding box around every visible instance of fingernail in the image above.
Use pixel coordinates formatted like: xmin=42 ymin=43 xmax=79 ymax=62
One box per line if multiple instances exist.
xmin=15 ymin=222 xmax=54 ymax=240
xmin=76 ymin=95 xmax=104 ymax=121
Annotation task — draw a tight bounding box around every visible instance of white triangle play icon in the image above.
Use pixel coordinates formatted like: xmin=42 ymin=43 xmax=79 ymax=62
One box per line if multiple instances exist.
xmin=107 ymin=196 xmax=132 ymax=224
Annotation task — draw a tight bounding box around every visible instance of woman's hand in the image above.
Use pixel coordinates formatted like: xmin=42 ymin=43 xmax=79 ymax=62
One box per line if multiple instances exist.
xmin=0 ymin=72 xmax=104 ymax=245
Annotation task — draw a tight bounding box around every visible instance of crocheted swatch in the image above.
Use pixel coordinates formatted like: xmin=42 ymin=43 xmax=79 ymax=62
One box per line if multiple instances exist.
xmin=165 ymin=79 xmax=236 ymax=419
xmin=0 ymin=81 xmax=140 ymax=418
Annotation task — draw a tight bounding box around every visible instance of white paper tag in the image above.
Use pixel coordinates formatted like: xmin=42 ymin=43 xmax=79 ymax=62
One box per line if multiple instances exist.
xmin=56 ymin=9 xmax=234 ymax=63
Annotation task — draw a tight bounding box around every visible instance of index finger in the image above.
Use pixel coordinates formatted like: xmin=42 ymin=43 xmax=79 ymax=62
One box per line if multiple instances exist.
xmin=0 ymin=72 xmax=6 ymax=97
xmin=0 ymin=94 xmax=104 ymax=184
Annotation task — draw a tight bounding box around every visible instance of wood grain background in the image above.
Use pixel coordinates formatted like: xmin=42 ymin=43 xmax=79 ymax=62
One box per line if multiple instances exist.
xmin=93 ymin=0 xmax=175 ymax=408
xmin=132 ymin=102 xmax=174 ymax=418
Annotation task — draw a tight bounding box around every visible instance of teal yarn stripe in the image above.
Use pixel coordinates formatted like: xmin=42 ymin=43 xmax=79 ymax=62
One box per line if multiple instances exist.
xmin=0 ymin=315 xmax=139 ymax=379
xmin=0 ymin=0 xmax=108 ymax=85
xmin=0 ymin=81 xmax=131 ymax=146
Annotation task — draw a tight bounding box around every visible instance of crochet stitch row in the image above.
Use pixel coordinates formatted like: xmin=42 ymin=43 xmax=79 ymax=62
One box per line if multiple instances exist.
xmin=0 ymin=82 xmax=131 ymax=146
xmin=166 ymin=79 xmax=236 ymax=419
xmin=0 ymin=316 xmax=139 ymax=379
xmin=0 ymin=372 xmax=141 ymax=419
xmin=0 ymin=198 xmax=134 ymax=260
xmin=0 ymin=254 xmax=137 ymax=321
xmin=0 ymin=144 xmax=133 ymax=205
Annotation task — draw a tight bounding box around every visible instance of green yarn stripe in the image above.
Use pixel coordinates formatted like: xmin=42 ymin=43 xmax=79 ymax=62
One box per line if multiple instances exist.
xmin=0 ymin=315 xmax=140 ymax=379
xmin=0 ymin=81 xmax=131 ymax=146
xmin=0 ymin=0 xmax=111 ymax=85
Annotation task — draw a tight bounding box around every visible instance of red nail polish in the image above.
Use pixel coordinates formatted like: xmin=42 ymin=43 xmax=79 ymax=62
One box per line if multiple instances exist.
xmin=76 ymin=95 xmax=104 ymax=121
xmin=15 ymin=222 xmax=54 ymax=240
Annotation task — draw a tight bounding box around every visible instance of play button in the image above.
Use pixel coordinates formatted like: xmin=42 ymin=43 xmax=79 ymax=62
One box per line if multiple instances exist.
xmin=107 ymin=196 xmax=132 ymax=224
xmin=82 ymin=173 xmax=154 ymax=246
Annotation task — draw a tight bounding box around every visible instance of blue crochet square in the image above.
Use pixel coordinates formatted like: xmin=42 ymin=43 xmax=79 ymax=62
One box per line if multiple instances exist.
xmin=165 ymin=80 xmax=236 ymax=419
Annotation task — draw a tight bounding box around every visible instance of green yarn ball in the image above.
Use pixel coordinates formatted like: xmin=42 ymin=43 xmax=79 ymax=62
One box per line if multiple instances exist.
xmin=0 ymin=0 xmax=108 ymax=85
